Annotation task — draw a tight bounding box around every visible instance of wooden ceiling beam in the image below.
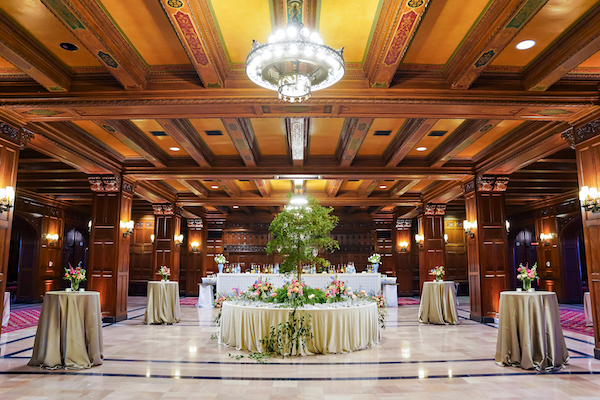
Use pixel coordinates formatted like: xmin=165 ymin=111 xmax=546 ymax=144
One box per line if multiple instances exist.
xmin=177 ymin=180 xmax=208 ymax=198
xmin=325 ymin=179 xmax=344 ymax=197
xmin=157 ymin=119 xmax=213 ymax=167
xmin=357 ymin=179 xmax=382 ymax=198
xmin=336 ymin=118 xmax=373 ymax=167
xmin=215 ymin=179 xmax=241 ymax=197
xmin=254 ymin=179 xmax=272 ymax=197
xmin=523 ymin=5 xmax=600 ymax=91
xmin=384 ymin=118 xmax=437 ymax=167
xmin=159 ymin=0 xmax=226 ymax=87
xmin=428 ymin=120 xmax=501 ymax=167
xmin=285 ymin=117 xmax=310 ymax=167
xmin=446 ymin=0 xmax=549 ymax=90
xmin=221 ymin=118 xmax=260 ymax=167
xmin=135 ymin=181 xmax=175 ymax=204
xmin=240 ymin=206 xmax=253 ymax=215
xmin=363 ymin=0 xmax=431 ymax=88
xmin=422 ymin=180 xmax=463 ymax=204
xmin=0 ymin=12 xmax=70 ymax=92
xmin=98 ymin=120 xmax=168 ymax=168
xmin=390 ymin=179 xmax=420 ymax=198
xmin=39 ymin=0 xmax=147 ymax=90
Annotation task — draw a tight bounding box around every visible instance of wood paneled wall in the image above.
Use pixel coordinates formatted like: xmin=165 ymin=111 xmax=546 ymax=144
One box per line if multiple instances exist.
xmin=180 ymin=219 xmax=205 ymax=295
xmin=129 ymin=215 xmax=154 ymax=295
xmin=417 ymin=212 xmax=446 ymax=292
xmin=152 ymin=212 xmax=181 ymax=281
xmin=393 ymin=219 xmax=413 ymax=295
xmin=535 ymin=213 xmax=562 ymax=297
xmin=444 ymin=217 xmax=468 ymax=289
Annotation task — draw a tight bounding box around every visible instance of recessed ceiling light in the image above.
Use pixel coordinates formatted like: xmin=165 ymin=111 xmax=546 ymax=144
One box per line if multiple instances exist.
xmin=211 ymin=185 xmax=219 ymax=189
xmin=379 ymin=185 xmax=387 ymax=189
xmin=169 ymin=147 xmax=180 ymax=151
xmin=232 ymin=205 xmax=239 ymax=209
xmin=516 ymin=40 xmax=535 ymax=50
xmin=416 ymin=146 xmax=427 ymax=152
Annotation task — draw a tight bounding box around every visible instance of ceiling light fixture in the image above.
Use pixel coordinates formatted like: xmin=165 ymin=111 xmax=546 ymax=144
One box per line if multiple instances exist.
xmin=169 ymin=147 xmax=180 ymax=151
xmin=516 ymin=40 xmax=535 ymax=50
xmin=416 ymin=147 xmax=427 ymax=152
xmin=245 ymin=0 xmax=345 ymax=103
xmin=232 ymin=205 xmax=239 ymax=209
xmin=379 ymin=185 xmax=386 ymax=189
xmin=211 ymin=185 xmax=219 ymax=189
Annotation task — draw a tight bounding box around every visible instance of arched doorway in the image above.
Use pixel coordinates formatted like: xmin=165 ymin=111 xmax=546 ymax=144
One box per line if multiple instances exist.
xmin=61 ymin=227 xmax=88 ymax=290
xmin=509 ymin=225 xmax=537 ymax=289
xmin=7 ymin=215 xmax=39 ymax=302
xmin=560 ymin=217 xmax=586 ymax=303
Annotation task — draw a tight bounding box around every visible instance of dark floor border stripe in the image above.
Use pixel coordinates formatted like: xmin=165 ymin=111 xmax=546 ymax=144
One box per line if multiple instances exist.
xmin=0 ymin=334 xmax=36 ymax=347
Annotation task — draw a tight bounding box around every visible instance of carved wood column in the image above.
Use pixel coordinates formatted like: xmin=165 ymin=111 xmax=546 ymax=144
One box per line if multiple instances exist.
xmin=394 ymin=218 xmax=413 ymax=296
xmin=463 ymin=176 xmax=510 ymax=322
xmin=416 ymin=204 xmax=446 ymax=293
xmin=182 ymin=218 xmax=204 ymax=295
xmin=88 ymin=175 xmax=135 ymax=322
xmin=569 ymin=118 xmax=600 ymax=359
xmin=151 ymin=204 xmax=182 ymax=283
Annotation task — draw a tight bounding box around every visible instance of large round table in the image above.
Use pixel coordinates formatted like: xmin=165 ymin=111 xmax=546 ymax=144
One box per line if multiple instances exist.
xmin=219 ymin=301 xmax=379 ymax=355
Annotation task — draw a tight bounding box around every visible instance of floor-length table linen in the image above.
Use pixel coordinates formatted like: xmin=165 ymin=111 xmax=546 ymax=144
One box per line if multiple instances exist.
xmin=584 ymin=292 xmax=593 ymax=327
xmin=383 ymin=283 xmax=398 ymax=308
xmin=495 ymin=291 xmax=569 ymax=371
xmin=144 ymin=281 xmax=181 ymax=324
xmin=28 ymin=291 xmax=103 ymax=369
xmin=219 ymin=302 xmax=379 ymax=355
xmin=418 ymin=281 xmax=459 ymax=324
xmin=196 ymin=283 xmax=214 ymax=308
xmin=2 ymin=292 xmax=9 ymax=327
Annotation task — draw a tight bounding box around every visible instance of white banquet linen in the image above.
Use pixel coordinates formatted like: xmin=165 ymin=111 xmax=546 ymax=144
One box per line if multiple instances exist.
xmin=383 ymin=284 xmax=398 ymax=308
xmin=196 ymin=283 xmax=214 ymax=308
xmin=219 ymin=301 xmax=379 ymax=355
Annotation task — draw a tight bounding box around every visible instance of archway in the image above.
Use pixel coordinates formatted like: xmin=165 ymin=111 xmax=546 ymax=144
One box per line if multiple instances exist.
xmin=560 ymin=217 xmax=586 ymax=303
xmin=61 ymin=227 xmax=88 ymax=290
xmin=7 ymin=215 xmax=39 ymax=302
xmin=508 ymin=225 xmax=537 ymax=289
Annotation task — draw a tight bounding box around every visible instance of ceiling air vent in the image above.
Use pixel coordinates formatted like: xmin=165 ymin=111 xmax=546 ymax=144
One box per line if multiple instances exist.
xmin=348 ymin=179 xmax=359 ymax=182
xmin=428 ymin=130 xmax=447 ymax=137
xmin=205 ymin=130 xmax=223 ymax=136
xmin=150 ymin=131 xmax=167 ymax=137
xmin=374 ymin=130 xmax=392 ymax=136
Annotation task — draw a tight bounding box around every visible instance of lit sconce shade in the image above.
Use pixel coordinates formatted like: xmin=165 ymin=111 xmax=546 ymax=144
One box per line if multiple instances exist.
xmin=174 ymin=234 xmax=184 ymax=246
xmin=414 ymin=234 xmax=424 ymax=244
xmin=45 ymin=233 xmax=59 ymax=244
xmin=463 ymin=220 xmax=477 ymax=237
xmin=0 ymin=186 xmax=15 ymax=213
xmin=579 ymin=186 xmax=600 ymax=212
xmin=150 ymin=234 xmax=155 ymax=243
xmin=505 ymin=220 xmax=510 ymax=232
xmin=120 ymin=220 xmax=134 ymax=237
xmin=540 ymin=233 xmax=552 ymax=245
xmin=444 ymin=234 xmax=448 ymax=243
xmin=399 ymin=241 xmax=409 ymax=251
xmin=191 ymin=241 xmax=200 ymax=251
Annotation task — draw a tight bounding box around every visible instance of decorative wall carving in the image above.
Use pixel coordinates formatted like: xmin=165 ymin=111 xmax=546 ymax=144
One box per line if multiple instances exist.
xmin=476 ymin=176 xmax=509 ymax=192
xmin=395 ymin=218 xmax=413 ymax=228
xmin=187 ymin=219 xmax=203 ymax=229
xmin=152 ymin=203 xmax=177 ymax=215
xmin=422 ymin=203 xmax=446 ymax=215
xmin=88 ymin=175 xmax=122 ymax=193
xmin=0 ymin=122 xmax=34 ymax=148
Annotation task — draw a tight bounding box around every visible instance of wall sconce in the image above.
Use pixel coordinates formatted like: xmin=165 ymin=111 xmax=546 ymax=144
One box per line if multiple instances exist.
xmin=174 ymin=234 xmax=184 ymax=247
xmin=120 ymin=220 xmax=134 ymax=237
xmin=0 ymin=186 xmax=15 ymax=213
xmin=399 ymin=241 xmax=409 ymax=252
xmin=191 ymin=241 xmax=200 ymax=252
xmin=444 ymin=234 xmax=448 ymax=244
xmin=505 ymin=220 xmax=510 ymax=233
xmin=45 ymin=233 xmax=59 ymax=245
xmin=463 ymin=220 xmax=477 ymax=238
xmin=150 ymin=234 xmax=155 ymax=243
xmin=579 ymin=186 xmax=600 ymax=212
xmin=540 ymin=233 xmax=552 ymax=246
xmin=414 ymin=234 xmax=424 ymax=247
xmin=88 ymin=220 xmax=92 ymax=233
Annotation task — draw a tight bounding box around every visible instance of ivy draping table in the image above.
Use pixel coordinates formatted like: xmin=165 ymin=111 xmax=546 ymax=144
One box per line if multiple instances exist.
xmin=495 ymin=291 xmax=569 ymax=371
xmin=418 ymin=281 xmax=459 ymax=325
xmin=28 ymin=291 xmax=103 ymax=369
xmin=144 ymin=281 xmax=181 ymax=324
xmin=219 ymin=301 xmax=379 ymax=355
xmin=216 ymin=273 xmax=381 ymax=296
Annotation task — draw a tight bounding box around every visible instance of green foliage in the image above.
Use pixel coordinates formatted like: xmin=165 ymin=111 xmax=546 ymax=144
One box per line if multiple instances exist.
xmin=260 ymin=310 xmax=313 ymax=357
xmin=266 ymin=196 xmax=339 ymax=277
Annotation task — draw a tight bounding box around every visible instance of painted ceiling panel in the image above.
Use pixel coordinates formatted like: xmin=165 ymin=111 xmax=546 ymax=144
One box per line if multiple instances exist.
xmin=250 ymin=118 xmax=287 ymax=155
xmin=208 ymin=0 xmax=272 ymax=64
xmin=72 ymin=120 xmax=140 ymax=158
xmin=0 ymin=56 xmax=17 ymax=69
xmin=403 ymin=0 xmax=490 ymax=66
xmin=491 ymin=0 xmax=597 ymax=68
xmin=131 ymin=119 xmax=189 ymax=157
xmin=306 ymin=180 xmax=327 ymax=191
xmin=358 ymin=118 xmax=405 ymax=156
xmin=341 ymin=180 xmax=362 ymax=191
xmin=188 ymin=118 xmax=238 ymax=156
xmin=318 ymin=0 xmax=381 ymax=63
xmin=406 ymin=119 xmax=465 ymax=157
xmin=235 ymin=180 xmax=257 ymax=191
xmin=309 ymin=118 xmax=344 ymax=156
xmin=578 ymin=49 xmax=600 ymax=68
xmin=270 ymin=179 xmax=292 ymax=192
xmin=163 ymin=180 xmax=188 ymax=192
xmin=456 ymin=120 xmax=523 ymax=158
xmin=99 ymin=0 xmax=190 ymax=65
xmin=0 ymin=0 xmax=101 ymax=67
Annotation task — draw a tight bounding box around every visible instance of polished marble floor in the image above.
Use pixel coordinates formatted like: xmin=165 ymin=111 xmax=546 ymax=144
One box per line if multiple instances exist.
xmin=0 ymin=296 xmax=599 ymax=399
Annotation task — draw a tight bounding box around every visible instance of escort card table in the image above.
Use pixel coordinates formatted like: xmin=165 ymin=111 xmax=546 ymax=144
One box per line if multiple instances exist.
xmin=144 ymin=281 xmax=181 ymax=324
xmin=219 ymin=301 xmax=379 ymax=355
xmin=2 ymin=292 xmax=9 ymax=327
xmin=495 ymin=291 xmax=569 ymax=371
xmin=216 ymin=273 xmax=381 ymax=296
xmin=28 ymin=291 xmax=103 ymax=369
xmin=418 ymin=281 xmax=459 ymax=325
xmin=196 ymin=283 xmax=215 ymax=308
xmin=584 ymin=292 xmax=593 ymax=327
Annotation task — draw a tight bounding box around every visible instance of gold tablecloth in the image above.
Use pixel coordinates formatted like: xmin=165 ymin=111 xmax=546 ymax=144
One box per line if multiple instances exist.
xmin=495 ymin=291 xmax=569 ymax=371
xmin=418 ymin=281 xmax=459 ymax=325
xmin=144 ymin=281 xmax=181 ymax=324
xmin=28 ymin=291 xmax=103 ymax=369
xmin=219 ymin=302 xmax=379 ymax=355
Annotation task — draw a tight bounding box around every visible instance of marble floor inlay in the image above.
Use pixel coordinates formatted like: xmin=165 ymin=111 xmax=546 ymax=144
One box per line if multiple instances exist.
xmin=1 ymin=296 xmax=600 ymax=399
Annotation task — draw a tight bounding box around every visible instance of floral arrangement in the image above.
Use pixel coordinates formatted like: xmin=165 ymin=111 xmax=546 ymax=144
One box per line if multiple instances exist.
xmin=324 ymin=276 xmax=349 ymax=301
xmin=214 ymin=254 xmax=227 ymax=264
xmin=249 ymin=278 xmax=274 ymax=301
xmin=517 ymin=263 xmax=538 ymax=291
xmin=367 ymin=253 xmax=381 ymax=264
xmin=429 ymin=266 xmax=444 ymax=282
xmin=158 ymin=265 xmax=170 ymax=281
xmin=371 ymin=293 xmax=387 ymax=308
xmin=214 ymin=294 xmax=230 ymax=308
xmin=284 ymin=279 xmax=305 ymax=298
xmin=64 ymin=262 xmax=86 ymax=291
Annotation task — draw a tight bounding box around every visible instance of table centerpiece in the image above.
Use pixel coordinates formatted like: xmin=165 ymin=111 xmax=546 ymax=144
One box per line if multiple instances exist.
xmin=214 ymin=254 xmax=227 ymax=274
xmin=64 ymin=262 xmax=86 ymax=291
xmin=517 ymin=263 xmax=538 ymax=292
xmin=429 ymin=266 xmax=445 ymax=282
xmin=159 ymin=265 xmax=170 ymax=281
xmin=367 ymin=253 xmax=381 ymax=273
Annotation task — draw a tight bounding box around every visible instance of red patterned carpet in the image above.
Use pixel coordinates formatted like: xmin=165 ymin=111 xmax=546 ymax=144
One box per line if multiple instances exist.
xmin=179 ymin=297 xmax=199 ymax=306
xmin=397 ymin=297 xmax=420 ymax=306
xmin=559 ymin=309 xmax=594 ymax=337
xmin=2 ymin=308 xmax=41 ymax=333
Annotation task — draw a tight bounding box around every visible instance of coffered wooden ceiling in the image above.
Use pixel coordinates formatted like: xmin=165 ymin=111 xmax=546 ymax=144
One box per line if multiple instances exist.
xmin=2 ymin=0 xmax=599 ymax=218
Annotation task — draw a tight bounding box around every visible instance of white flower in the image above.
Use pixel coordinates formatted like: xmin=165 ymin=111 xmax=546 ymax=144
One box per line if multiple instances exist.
xmin=308 ymin=294 xmax=315 ymax=299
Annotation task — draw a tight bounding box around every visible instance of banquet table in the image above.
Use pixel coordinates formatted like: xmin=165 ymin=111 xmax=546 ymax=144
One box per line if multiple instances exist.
xmin=144 ymin=281 xmax=181 ymax=324
xmin=495 ymin=291 xmax=569 ymax=371
xmin=2 ymin=292 xmax=9 ymax=327
xmin=28 ymin=291 xmax=103 ymax=369
xmin=584 ymin=292 xmax=593 ymax=327
xmin=382 ymin=283 xmax=398 ymax=308
xmin=219 ymin=301 xmax=379 ymax=355
xmin=418 ymin=281 xmax=459 ymax=325
xmin=196 ymin=283 xmax=214 ymax=308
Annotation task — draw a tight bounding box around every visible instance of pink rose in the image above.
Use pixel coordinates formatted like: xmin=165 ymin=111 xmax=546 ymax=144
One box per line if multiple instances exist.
xmin=271 ymin=292 xmax=277 ymax=297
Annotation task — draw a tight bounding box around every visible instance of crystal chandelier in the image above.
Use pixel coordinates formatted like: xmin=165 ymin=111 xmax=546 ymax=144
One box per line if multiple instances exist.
xmin=245 ymin=1 xmax=344 ymax=103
